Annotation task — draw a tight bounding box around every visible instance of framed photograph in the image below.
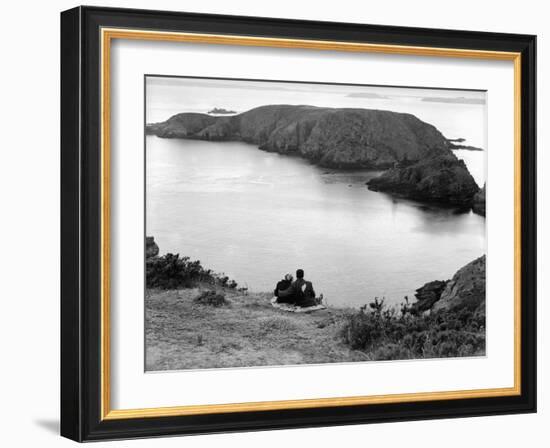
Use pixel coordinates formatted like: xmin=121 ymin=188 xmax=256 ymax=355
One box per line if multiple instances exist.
xmin=60 ymin=6 xmax=536 ymax=442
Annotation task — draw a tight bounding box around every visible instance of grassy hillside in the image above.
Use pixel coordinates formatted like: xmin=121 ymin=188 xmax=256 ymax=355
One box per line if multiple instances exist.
xmin=145 ymin=285 xmax=485 ymax=371
xmin=144 ymin=247 xmax=485 ymax=371
xmin=145 ymin=287 xmax=367 ymax=371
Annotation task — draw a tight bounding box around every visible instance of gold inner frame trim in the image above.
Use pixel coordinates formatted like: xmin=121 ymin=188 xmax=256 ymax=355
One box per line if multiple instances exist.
xmin=100 ymin=27 xmax=522 ymax=421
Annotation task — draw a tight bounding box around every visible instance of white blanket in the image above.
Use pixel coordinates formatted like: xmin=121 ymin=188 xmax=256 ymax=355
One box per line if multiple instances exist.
xmin=270 ymin=297 xmax=326 ymax=313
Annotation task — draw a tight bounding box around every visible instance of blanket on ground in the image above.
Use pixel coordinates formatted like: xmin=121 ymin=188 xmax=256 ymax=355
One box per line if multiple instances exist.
xmin=270 ymin=297 xmax=326 ymax=313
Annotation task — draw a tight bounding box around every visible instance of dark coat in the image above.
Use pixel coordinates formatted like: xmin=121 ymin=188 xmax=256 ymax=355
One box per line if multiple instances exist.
xmin=274 ymin=279 xmax=295 ymax=303
xmin=292 ymin=278 xmax=317 ymax=307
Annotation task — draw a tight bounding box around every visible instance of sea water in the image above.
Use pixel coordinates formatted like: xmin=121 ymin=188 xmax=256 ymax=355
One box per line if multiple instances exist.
xmin=146 ymin=136 xmax=485 ymax=307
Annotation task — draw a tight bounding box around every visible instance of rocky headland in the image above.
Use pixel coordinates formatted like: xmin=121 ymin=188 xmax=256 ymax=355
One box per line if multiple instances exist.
xmin=366 ymin=154 xmax=480 ymax=206
xmin=146 ymin=104 xmax=483 ymax=212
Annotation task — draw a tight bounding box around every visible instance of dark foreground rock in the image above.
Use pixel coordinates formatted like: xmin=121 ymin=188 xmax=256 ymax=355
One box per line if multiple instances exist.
xmin=366 ymin=154 xmax=480 ymax=206
xmin=146 ymin=236 xmax=159 ymax=258
xmin=433 ymin=255 xmax=486 ymax=313
xmin=411 ymin=255 xmax=486 ymax=314
xmin=472 ymin=184 xmax=486 ymax=216
xmin=410 ymin=280 xmax=448 ymax=314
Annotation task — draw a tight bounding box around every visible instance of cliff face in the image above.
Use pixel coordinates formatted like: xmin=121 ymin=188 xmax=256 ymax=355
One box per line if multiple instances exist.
xmin=411 ymin=255 xmax=486 ymax=314
xmin=433 ymin=255 xmax=486 ymax=313
xmin=147 ymin=105 xmax=452 ymax=169
xmin=410 ymin=280 xmax=448 ymax=314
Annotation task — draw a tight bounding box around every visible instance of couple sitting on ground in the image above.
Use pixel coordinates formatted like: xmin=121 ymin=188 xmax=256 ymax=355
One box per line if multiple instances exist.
xmin=274 ymin=269 xmax=322 ymax=308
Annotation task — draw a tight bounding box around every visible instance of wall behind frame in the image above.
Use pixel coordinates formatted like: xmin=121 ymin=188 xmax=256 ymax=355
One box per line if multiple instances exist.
xmin=0 ymin=0 xmax=545 ymax=447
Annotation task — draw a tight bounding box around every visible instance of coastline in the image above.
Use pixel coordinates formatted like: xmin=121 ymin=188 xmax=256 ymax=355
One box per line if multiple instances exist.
xmin=146 ymin=104 xmax=485 ymax=214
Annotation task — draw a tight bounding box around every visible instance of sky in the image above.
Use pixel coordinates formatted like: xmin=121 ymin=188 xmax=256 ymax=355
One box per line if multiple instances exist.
xmin=145 ymin=75 xmax=487 ymax=125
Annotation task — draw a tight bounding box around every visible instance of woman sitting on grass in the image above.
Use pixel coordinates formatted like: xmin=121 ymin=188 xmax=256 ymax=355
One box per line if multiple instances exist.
xmin=274 ymin=273 xmax=295 ymax=304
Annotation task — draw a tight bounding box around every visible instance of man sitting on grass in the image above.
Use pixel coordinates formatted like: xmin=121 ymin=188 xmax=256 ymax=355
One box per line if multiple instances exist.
xmin=292 ymin=269 xmax=319 ymax=307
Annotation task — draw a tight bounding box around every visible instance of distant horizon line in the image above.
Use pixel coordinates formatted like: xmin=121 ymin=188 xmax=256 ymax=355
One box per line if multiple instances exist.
xmin=145 ymin=73 xmax=487 ymax=94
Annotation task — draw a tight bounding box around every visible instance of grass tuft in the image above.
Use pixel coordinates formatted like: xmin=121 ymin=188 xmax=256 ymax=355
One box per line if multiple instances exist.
xmin=194 ymin=290 xmax=228 ymax=307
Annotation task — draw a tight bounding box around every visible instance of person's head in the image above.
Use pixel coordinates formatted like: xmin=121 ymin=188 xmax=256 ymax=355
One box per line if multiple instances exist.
xmin=284 ymin=273 xmax=293 ymax=282
xmin=296 ymin=269 xmax=304 ymax=279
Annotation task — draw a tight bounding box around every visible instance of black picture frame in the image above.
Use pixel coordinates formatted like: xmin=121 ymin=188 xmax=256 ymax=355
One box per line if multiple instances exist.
xmin=61 ymin=5 xmax=536 ymax=442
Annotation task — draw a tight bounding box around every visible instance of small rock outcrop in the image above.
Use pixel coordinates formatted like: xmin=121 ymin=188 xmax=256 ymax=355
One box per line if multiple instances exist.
xmin=411 ymin=255 xmax=485 ymax=314
xmin=194 ymin=290 xmax=227 ymax=307
xmin=366 ymin=154 xmax=480 ymax=206
xmin=472 ymin=184 xmax=486 ymax=216
xmin=410 ymin=280 xmax=448 ymax=314
xmin=146 ymin=236 xmax=159 ymax=258
xmin=433 ymin=255 xmax=486 ymax=312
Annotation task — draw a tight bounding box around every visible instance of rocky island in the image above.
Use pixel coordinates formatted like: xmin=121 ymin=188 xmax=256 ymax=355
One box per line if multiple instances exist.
xmin=146 ymin=104 xmax=483 ymax=212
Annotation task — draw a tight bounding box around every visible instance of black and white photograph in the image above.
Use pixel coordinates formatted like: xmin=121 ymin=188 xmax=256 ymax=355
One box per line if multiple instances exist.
xmin=54 ymin=0 xmax=543 ymax=442
xmin=144 ymin=76 xmax=487 ymax=371
xmin=0 ymin=0 xmax=543 ymax=444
